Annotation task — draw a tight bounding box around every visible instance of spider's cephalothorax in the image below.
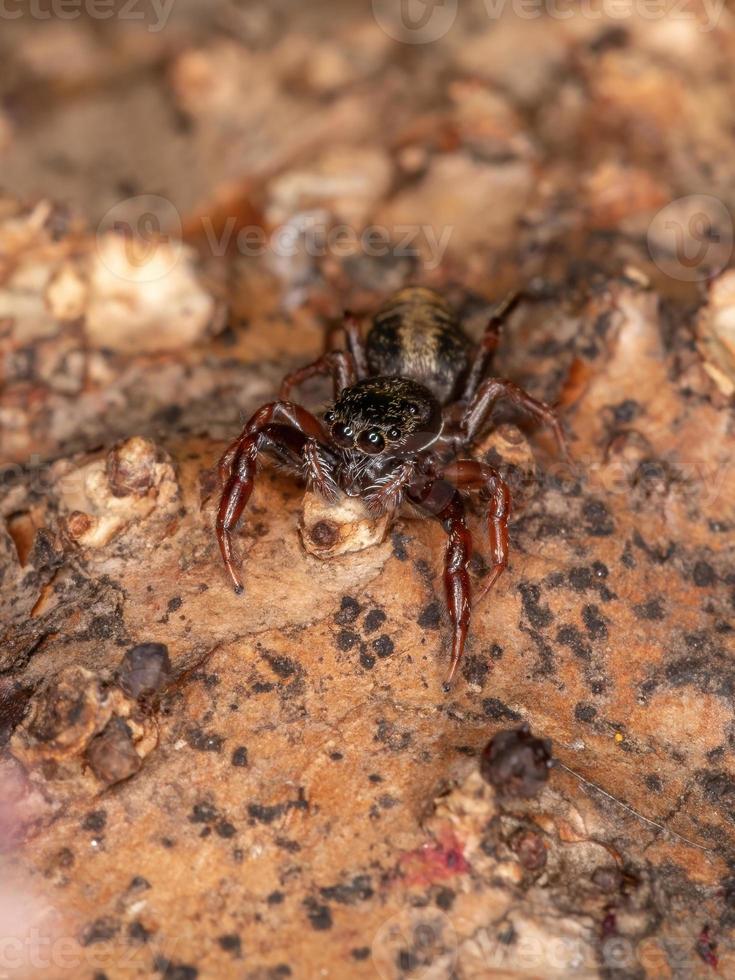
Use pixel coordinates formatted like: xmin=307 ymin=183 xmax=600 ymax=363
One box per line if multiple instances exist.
xmin=216 ymin=287 xmax=568 ymax=690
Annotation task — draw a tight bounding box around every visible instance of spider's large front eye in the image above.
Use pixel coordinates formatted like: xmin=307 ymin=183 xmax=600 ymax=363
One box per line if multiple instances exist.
xmin=331 ymin=422 xmax=354 ymax=447
xmin=356 ymin=429 xmax=385 ymax=454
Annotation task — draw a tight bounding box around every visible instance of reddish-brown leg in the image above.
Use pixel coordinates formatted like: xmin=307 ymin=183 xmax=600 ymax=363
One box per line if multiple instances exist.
xmin=441 ymin=459 xmax=510 ymax=605
xmin=408 ymin=478 xmax=473 ymax=691
xmin=217 ymin=402 xmax=331 ymax=593
xmin=279 ymin=350 xmax=358 ymax=401
xmin=463 ymin=291 xmax=523 ymax=400
xmin=462 ymin=377 xmax=568 ymax=457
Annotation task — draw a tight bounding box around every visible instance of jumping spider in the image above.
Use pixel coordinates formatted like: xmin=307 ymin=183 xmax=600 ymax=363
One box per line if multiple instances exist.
xmin=216 ymin=287 xmax=567 ymax=689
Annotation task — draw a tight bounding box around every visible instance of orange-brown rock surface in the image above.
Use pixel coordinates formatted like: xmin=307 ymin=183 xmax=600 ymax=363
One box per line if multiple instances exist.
xmin=1 ymin=3 xmax=735 ymax=978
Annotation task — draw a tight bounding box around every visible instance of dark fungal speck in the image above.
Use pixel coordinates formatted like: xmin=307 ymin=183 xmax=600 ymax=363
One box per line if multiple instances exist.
xmin=575 ymin=703 xmax=597 ymax=723
xmin=351 ymin=947 xmax=371 ymax=960
xmin=217 ymin=934 xmax=241 ymax=955
xmin=167 ymin=596 xmax=183 ymax=613
xmin=80 ymin=917 xmax=120 ymax=946
xmin=462 ymin=654 xmax=489 ymax=687
xmin=335 ymin=596 xmax=360 ymax=625
xmin=128 ymin=920 xmax=150 ymax=943
xmin=336 ymin=629 xmax=359 ymax=651
xmin=303 ymin=898 xmax=333 ymax=930
xmin=518 ymin=582 xmax=553 ymax=629
xmin=231 ymin=746 xmax=248 ymax=767
xmin=634 ymin=598 xmax=665 ymax=621
xmin=417 ymin=601 xmax=442 ymax=628
xmin=186 ymin=728 xmax=224 ymax=753
xmin=645 ymin=774 xmax=663 ymax=792
xmin=153 ymin=958 xmax=199 ymax=980
xmin=693 ymin=561 xmax=716 ymax=587
xmin=216 ymin=821 xmax=237 ymax=839
xmin=583 ymin=498 xmax=614 ymax=536
xmin=364 ymin=608 xmax=386 ymax=633
xmin=582 ymin=604 xmax=608 ymax=640
xmin=435 ymin=887 xmax=455 ymax=910
xmin=372 ymin=635 xmax=394 ymax=658
xmin=391 ymin=531 xmax=409 ymax=561
xmin=482 ymin=698 xmax=521 ymax=722
xmin=82 ymin=810 xmax=107 ymax=832
xmin=267 ymin=890 xmax=284 ymax=904
xmin=360 ymin=650 xmax=376 ymax=670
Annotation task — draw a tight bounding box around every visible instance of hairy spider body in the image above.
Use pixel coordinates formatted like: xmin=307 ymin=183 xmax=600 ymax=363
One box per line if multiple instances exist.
xmin=366 ymin=287 xmax=472 ymax=403
xmin=216 ymin=287 xmax=567 ymax=690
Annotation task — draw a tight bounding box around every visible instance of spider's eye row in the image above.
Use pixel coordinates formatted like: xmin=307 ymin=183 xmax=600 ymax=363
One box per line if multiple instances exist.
xmin=331 ymin=422 xmax=355 ymax=447
xmin=406 ymin=403 xmax=419 ymax=415
xmin=324 ymin=410 xmax=335 ymax=424
xmin=357 ymin=429 xmax=385 ymax=454
xmin=387 ymin=427 xmax=402 ymax=441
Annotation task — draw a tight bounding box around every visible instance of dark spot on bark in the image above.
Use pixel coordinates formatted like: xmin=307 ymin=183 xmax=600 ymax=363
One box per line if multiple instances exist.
xmin=575 ymin=703 xmax=597 ymax=723
xmin=582 ymin=604 xmax=608 ymax=640
xmin=398 ymin=950 xmax=418 ymax=971
xmin=329 ymin=751 xmax=343 ymax=760
xmin=372 ymin=635 xmax=394 ymax=658
xmin=391 ymin=531 xmax=409 ymax=561
xmin=217 ymin=934 xmax=241 ymax=955
xmin=248 ymin=803 xmax=285 ymax=824
xmin=231 ymin=746 xmax=248 ymax=767
xmin=167 ymin=596 xmax=183 ymax=613
xmin=368 ymin=773 xmax=383 ymax=783
xmin=262 ymin=652 xmax=297 ymax=679
xmin=634 ymin=598 xmax=665 ymax=621
xmin=303 ymin=898 xmax=332 ymax=930
xmin=556 ymin=624 xmax=592 ymax=660
xmin=186 ymin=728 xmax=224 ymax=752
xmin=611 ymin=399 xmax=640 ymax=423
xmin=80 ymin=917 xmax=120 ymax=946
xmin=128 ymin=920 xmax=150 ymax=943
xmin=190 ymin=802 xmax=218 ymax=823
xmin=374 ymin=718 xmax=412 ymax=751
xmin=482 ymin=698 xmax=521 ymax=722
xmin=82 ymin=810 xmax=107 ymax=832
xmin=360 ymin=650 xmax=376 ymax=669
xmin=267 ymin=890 xmax=284 ymax=904
xmin=518 ymin=582 xmax=553 ymax=629
xmin=129 ymin=876 xmax=150 ymax=891
xmin=87 ymin=718 xmax=141 ymax=784
xmin=583 ymin=498 xmax=614 ymax=536
xmin=697 ymin=770 xmax=735 ymax=808
xmin=320 ymin=875 xmax=373 ymax=904
xmin=462 ymin=654 xmax=489 ymax=687
xmin=693 ymin=561 xmax=716 ymax=587
xmin=435 ymin=887 xmax=455 ymax=910
xmin=336 ymin=629 xmax=359 ymax=651
xmin=418 ymin=601 xmax=442 ymax=629
xmin=351 ymin=947 xmax=370 ymax=960
xmin=364 ymin=608 xmax=386 ymax=633
xmin=335 ymin=596 xmax=360 ymax=625
xmin=645 ymin=774 xmax=663 ymax=792
xmin=216 ymin=821 xmax=236 ymax=839
xmin=154 ymin=958 xmax=199 ymax=980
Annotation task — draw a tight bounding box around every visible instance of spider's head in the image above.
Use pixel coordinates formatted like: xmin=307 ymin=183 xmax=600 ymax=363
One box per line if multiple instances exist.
xmin=325 ymin=377 xmax=442 ymax=457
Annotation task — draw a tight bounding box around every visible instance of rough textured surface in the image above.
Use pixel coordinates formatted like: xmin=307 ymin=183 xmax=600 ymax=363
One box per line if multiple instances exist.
xmin=2 ymin=3 xmax=735 ymax=978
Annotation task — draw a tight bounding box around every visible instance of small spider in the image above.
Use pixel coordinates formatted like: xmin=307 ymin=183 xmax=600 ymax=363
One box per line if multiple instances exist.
xmin=216 ymin=287 xmax=567 ymax=689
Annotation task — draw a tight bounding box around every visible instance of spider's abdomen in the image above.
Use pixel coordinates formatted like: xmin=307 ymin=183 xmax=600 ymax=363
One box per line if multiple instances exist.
xmin=365 ymin=287 xmax=472 ymax=404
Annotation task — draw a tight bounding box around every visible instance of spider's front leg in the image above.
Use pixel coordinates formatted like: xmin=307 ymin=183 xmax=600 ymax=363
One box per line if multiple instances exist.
xmin=408 ymin=477 xmax=473 ymax=691
xmin=463 ymin=291 xmax=523 ymax=400
xmin=216 ymin=402 xmax=334 ymax=594
xmin=462 ymin=377 xmax=568 ymax=458
xmin=279 ymin=350 xmax=357 ymax=401
xmin=441 ymin=459 xmax=510 ymax=604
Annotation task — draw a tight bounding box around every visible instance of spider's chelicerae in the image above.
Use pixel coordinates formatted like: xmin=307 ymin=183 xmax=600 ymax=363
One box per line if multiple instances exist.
xmin=216 ymin=287 xmax=567 ymax=690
